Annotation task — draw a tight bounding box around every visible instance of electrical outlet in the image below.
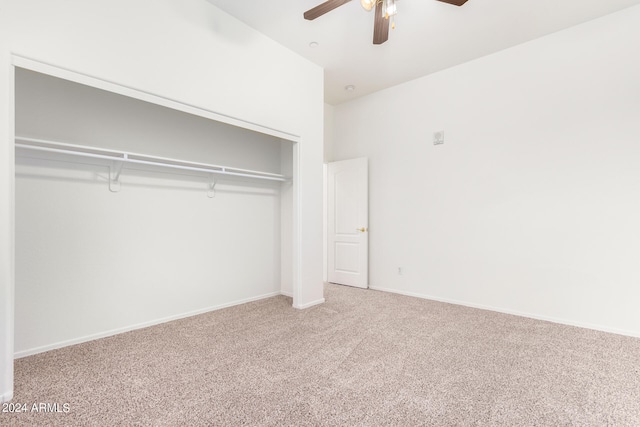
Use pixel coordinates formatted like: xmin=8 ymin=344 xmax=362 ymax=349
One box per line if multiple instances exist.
xmin=433 ymin=131 xmax=444 ymax=145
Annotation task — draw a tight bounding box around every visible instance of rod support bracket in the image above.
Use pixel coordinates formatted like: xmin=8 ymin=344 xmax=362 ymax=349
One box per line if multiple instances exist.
xmin=208 ymin=176 xmax=216 ymax=198
xmin=109 ymin=160 xmax=124 ymax=192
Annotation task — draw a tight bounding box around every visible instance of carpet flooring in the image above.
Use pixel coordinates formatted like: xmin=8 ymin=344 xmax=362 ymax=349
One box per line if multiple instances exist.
xmin=2 ymin=284 xmax=640 ymax=426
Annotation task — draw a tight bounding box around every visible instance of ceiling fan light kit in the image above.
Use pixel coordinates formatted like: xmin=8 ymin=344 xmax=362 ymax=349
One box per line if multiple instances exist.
xmin=304 ymin=0 xmax=470 ymax=45
xmin=360 ymin=0 xmax=375 ymax=12
xmin=383 ymin=0 xmax=398 ymax=18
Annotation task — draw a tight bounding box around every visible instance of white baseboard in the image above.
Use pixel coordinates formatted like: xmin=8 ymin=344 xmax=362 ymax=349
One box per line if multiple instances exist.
xmin=369 ymin=285 xmax=640 ymax=339
xmin=1 ymin=391 xmax=13 ymax=403
xmin=293 ymin=298 xmax=325 ymax=310
xmin=278 ymin=291 xmax=323 ymax=307
xmin=14 ymin=291 xmax=282 ymax=359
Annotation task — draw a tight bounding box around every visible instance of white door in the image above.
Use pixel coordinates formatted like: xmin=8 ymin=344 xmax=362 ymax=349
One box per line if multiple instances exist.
xmin=327 ymin=157 xmax=368 ymax=288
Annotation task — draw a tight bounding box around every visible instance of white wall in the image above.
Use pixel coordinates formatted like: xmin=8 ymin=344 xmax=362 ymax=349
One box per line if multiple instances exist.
xmin=322 ymin=104 xmax=335 ymax=282
xmin=0 ymin=0 xmax=324 ymax=401
xmin=14 ymin=69 xmax=285 ymax=355
xmin=16 ymin=69 xmax=285 ymax=172
xmin=324 ymin=104 xmax=335 ymax=163
xmin=280 ymin=142 xmax=294 ymax=297
xmin=333 ymin=5 xmax=640 ymax=336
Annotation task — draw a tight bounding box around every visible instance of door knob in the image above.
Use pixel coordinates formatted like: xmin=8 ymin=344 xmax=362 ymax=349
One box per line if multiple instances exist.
xmin=357 ymin=227 xmax=368 ymax=232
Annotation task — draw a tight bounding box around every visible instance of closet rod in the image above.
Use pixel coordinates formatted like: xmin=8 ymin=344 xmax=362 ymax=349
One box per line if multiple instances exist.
xmin=15 ymin=136 xmax=288 ymax=182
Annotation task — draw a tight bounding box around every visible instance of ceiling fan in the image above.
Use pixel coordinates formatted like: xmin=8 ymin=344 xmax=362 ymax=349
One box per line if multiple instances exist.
xmin=304 ymin=0 xmax=470 ymax=45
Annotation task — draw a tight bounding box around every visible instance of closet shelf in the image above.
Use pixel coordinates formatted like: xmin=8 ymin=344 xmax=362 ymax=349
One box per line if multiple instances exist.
xmin=15 ymin=136 xmax=289 ymax=185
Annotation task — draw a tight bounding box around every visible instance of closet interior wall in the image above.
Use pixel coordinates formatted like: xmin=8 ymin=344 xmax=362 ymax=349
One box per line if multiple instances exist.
xmin=14 ymin=68 xmax=292 ymax=356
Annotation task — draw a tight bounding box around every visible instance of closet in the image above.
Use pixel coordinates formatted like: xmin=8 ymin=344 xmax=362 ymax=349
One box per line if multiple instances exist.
xmin=14 ymin=68 xmax=294 ymax=357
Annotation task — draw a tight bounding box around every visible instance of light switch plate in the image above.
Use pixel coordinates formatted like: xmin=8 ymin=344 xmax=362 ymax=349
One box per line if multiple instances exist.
xmin=433 ymin=131 xmax=444 ymax=145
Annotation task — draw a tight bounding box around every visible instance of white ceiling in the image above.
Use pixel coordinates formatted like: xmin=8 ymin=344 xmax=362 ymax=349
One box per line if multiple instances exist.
xmin=206 ymin=0 xmax=640 ymax=105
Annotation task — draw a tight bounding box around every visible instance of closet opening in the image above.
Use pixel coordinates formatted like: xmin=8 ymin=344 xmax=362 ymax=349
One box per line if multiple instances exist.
xmin=13 ymin=63 xmax=298 ymax=358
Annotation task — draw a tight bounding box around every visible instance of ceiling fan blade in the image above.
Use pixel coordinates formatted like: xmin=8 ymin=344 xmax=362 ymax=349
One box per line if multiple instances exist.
xmin=373 ymin=0 xmax=390 ymax=45
xmin=304 ymin=0 xmax=352 ymax=20
xmin=435 ymin=0 xmax=469 ymax=6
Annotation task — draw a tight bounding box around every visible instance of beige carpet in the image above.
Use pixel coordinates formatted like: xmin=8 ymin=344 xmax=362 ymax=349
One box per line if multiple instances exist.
xmin=3 ymin=284 xmax=640 ymax=426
